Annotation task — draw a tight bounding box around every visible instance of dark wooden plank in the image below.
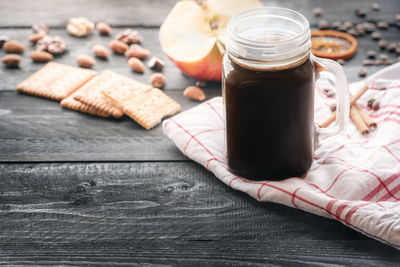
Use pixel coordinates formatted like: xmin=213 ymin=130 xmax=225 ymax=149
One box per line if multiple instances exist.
xmin=0 ymin=89 xmax=221 ymax=162
xmin=0 ymin=0 xmax=399 ymax=27
xmin=0 ymin=162 xmax=399 ymax=265
xmin=0 ymin=28 xmax=202 ymax=91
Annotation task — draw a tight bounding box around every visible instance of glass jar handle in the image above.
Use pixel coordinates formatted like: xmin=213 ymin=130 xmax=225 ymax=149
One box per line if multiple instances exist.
xmin=312 ymin=54 xmax=350 ymax=135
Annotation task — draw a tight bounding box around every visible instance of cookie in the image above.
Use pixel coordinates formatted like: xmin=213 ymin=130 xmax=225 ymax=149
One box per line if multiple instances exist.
xmin=17 ymin=62 xmax=96 ymax=101
xmin=73 ymin=70 xmax=126 ymax=118
xmin=103 ymin=79 xmax=180 ymax=130
xmin=60 ymin=90 xmax=109 ymax=117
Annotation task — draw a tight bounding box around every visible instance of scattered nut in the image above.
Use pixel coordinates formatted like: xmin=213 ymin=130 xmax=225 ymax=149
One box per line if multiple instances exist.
xmin=378 ymin=39 xmax=388 ymax=49
xmin=109 ymin=39 xmax=129 ymax=54
xmin=396 ymin=47 xmax=400 ymax=55
xmin=32 ymin=22 xmax=49 ymax=33
xmin=387 ymin=42 xmax=397 ymax=52
xmin=347 ymin=28 xmax=358 ymax=36
xmin=372 ymin=100 xmax=380 ymax=111
xmin=2 ymin=54 xmax=21 ymax=67
xmin=3 ymin=40 xmax=24 ymax=53
xmin=0 ymin=35 xmax=10 ymax=48
xmin=183 ymin=86 xmax=206 ymax=101
xmin=30 ymin=50 xmax=53 ymax=62
xmin=28 ymin=32 xmax=47 ymax=44
xmin=195 ymin=80 xmax=207 ymax=87
xmin=67 ymin=17 xmax=94 ymax=37
xmin=149 ymin=73 xmax=166 ymax=88
xmin=330 ymin=103 xmax=337 ymax=112
xmin=92 ymin=44 xmax=109 ymax=59
xmin=96 ymin=22 xmax=112 ymax=35
xmin=36 ymin=35 xmax=66 ymax=55
xmin=124 ymin=44 xmax=150 ymax=59
xmin=397 ymin=56 xmax=400 ymax=62
xmin=313 ymin=8 xmax=323 ymax=16
xmin=363 ymin=59 xmax=375 ymax=66
xmin=367 ymin=98 xmax=375 ymax=108
xmin=397 ymin=14 xmax=400 ymax=21
xmin=358 ymin=68 xmax=367 ymax=77
xmin=128 ymin=57 xmax=145 ymax=73
xmin=318 ymin=20 xmax=330 ymax=30
xmin=363 ymin=22 xmax=376 ymax=32
xmin=355 ymin=8 xmax=367 ymax=17
xmin=376 ymin=21 xmax=389 ymax=30
xmin=332 ymin=21 xmax=341 ymax=30
xmin=378 ymin=53 xmax=389 ymax=61
xmin=116 ymin=29 xmax=142 ymax=44
xmin=76 ymin=54 xmax=96 ymax=68
xmin=371 ymin=31 xmax=381 ymax=40
xmin=371 ymin=3 xmax=380 ymax=11
xmin=148 ymin=56 xmax=165 ymax=70
xmin=367 ymin=50 xmax=377 ymax=59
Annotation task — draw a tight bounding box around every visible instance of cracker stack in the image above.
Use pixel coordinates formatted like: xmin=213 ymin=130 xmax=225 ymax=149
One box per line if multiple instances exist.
xmin=17 ymin=62 xmax=181 ymax=130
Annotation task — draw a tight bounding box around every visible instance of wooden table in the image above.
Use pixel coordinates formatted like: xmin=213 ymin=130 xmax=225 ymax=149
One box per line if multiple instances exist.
xmin=1 ymin=0 xmax=400 ymax=265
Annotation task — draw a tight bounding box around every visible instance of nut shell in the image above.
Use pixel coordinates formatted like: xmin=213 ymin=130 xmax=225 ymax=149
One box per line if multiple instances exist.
xmin=92 ymin=44 xmax=109 ymax=59
xmin=76 ymin=54 xmax=96 ymax=68
xmin=28 ymin=32 xmax=47 ymax=44
xmin=30 ymin=50 xmax=53 ymax=62
xmin=2 ymin=54 xmax=21 ymax=67
xmin=109 ymin=39 xmax=129 ymax=54
xmin=183 ymin=86 xmax=205 ymax=101
xmin=128 ymin=57 xmax=145 ymax=73
xmin=96 ymin=22 xmax=112 ymax=35
xmin=3 ymin=40 xmax=24 ymax=53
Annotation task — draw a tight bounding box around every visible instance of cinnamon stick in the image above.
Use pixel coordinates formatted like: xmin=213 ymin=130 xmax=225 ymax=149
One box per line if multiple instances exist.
xmin=355 ymin=104 xmax=377 ymax=128
xmin=319 ymin=85 xmax=369 ymax=128
xmin=350 ymin=106 xmax=370 ymax=135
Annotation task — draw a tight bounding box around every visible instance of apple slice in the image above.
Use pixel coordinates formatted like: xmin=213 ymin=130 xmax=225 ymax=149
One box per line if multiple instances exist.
xmin=159 ymin=0 xmax=263 ymax=81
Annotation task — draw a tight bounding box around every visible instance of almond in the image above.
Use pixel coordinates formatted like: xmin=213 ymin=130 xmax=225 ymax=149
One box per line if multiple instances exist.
xmin=2 ymin=54 xmax=21 ymax=67
xmin=92 ymin=44 xmax=109 ymax=59
xmin=28 ymin=32 xmax=47 ymax=44
xmin=76 ymin=54 xmax=96 ymax=68
xmin=109 ymin=39 xmax=129 ymax=54
xmin=128 ymin=57 xmax=145 ymax=73
xmin=96 ymin=22 xmax=112 ymax=35
xmin=30 ymin=50 xmax=53 ymax=62
xmin=124 ymin=44 xmax=150 ymax=59
xmin=183 ymin=86 xmax=205 ymax=101
xmin=3 ymin=40 xmax=24 ymax=53
xmin=149 ymin=73 xmax=165 ymax=88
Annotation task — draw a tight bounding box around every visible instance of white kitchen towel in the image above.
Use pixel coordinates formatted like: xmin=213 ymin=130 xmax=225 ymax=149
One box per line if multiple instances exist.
xmin=163 ymin=63 xmax=400 ymax=249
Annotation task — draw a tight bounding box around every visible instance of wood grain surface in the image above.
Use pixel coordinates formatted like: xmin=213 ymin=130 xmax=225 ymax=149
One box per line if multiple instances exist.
xmin=1 ymin=0 xmax=400 ymax=265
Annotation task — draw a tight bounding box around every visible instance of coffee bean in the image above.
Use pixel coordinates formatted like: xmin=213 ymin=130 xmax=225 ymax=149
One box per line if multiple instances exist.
xmin=355 ymin=8 xmax=367 ymax=17
xmin=318 ymin=20 xmax=330 ymax=30
xmin=358 ymin=68 xmax=367 ymax=77
xmin=355 ymin=24 xmax=366 ymax=36
xmin=378 ymin=39 xmax=388 ymax=49
xmin=387 ymin=43 xmax=397 ymax=52
xmin=313 ymin=7 xmax=323 ymax=16
xmin=371 ymin=31 xmax=381 ymax=40
xmin=367 ymin=50 xmax=377 ymax=59
xmin=336 ymin=59 xmax=345 ymax=65
xmin=376 ymin=21 xmax=389 ymax=30
xmin=371 ymin=3 xmax=380 ymax=11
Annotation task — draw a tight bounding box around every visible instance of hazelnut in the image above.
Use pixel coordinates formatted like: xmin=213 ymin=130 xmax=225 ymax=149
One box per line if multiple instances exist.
xmin=149 ymin=73 xmax=166 ymax=88
xmin=148 ymin=56 xmax=165 ymax=70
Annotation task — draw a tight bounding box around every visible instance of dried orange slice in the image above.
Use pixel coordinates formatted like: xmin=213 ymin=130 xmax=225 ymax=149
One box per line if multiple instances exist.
xmin=311 ymin=30 xmax=358 ymax=60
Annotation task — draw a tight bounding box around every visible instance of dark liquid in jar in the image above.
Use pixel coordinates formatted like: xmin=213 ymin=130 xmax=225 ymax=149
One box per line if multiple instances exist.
xmin=223 ymin=56 xmax=315 ymax=180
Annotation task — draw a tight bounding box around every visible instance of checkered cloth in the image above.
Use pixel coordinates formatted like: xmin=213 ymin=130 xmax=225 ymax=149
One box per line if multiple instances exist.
xmin=163 ymin=63 xmax=400 ymax=249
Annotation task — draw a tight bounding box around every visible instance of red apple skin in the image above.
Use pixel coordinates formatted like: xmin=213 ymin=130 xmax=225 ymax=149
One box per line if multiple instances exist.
xmin=166 ymin=44 xmax=223 ymax=82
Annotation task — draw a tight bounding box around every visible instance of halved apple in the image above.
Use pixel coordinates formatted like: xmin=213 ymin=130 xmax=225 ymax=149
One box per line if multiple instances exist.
xmin=159 ymin=0 xmax=263 ymax=81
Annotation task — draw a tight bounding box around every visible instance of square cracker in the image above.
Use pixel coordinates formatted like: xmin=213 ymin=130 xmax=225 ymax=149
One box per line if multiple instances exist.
xmin=60 ymin=90 xmax=110 ymax=118
xmin=72 ymin=70 xmax=131 ymax=118
xmin=17 ymin=62 xmax=97 ymax=101
xmin=103 ymin=79 xmax=180 ymax=130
